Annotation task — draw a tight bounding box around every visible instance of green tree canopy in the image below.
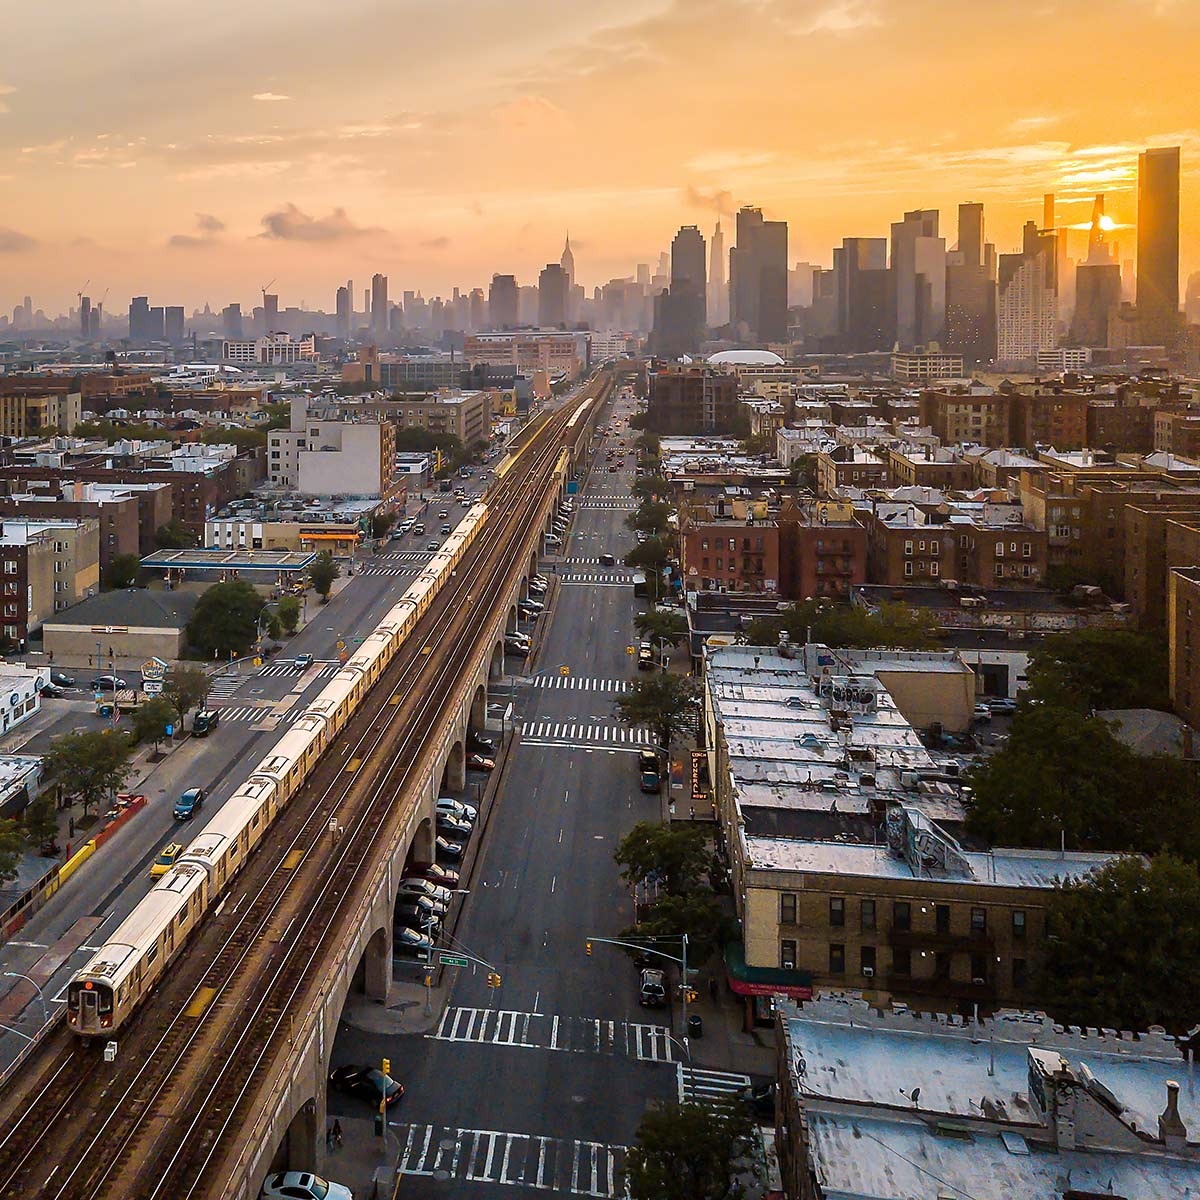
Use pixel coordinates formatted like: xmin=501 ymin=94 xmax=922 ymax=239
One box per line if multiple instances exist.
xmin=21 ymin=794 xmax=57 ymax=854
xmin=276 ymin=594 xmax=301 ymax=635
xmin=634 ymin=609 xmax=689 ymax=648
xmin=1038 ymin=855 xmax=1200 ymax=1034
xmin=154 ymin=519 xmax=196 ymax=550
xmin=186 ymin=580 xmax=267 ymax=656
xmin=625 ymin=537 xmax=673 ymax=602
xmin=102 ymin=553 xmax=142 ymax=590
xmin=744 ymin=599 xmax=938 ymax=651
xmin=636 ymin=430 xmax=661 ymax=459
xmin=625 ymin=891 xmax=734 ymax=961
xmin=616 ymin=821 xmax=710 ymax=896
xmin=0 ymin=819 xmax=21 ymax=883
xmin=47 ymin=730 xmax=132 ymax=816
xmin=616 ymin=673 xmax=701 ymax=753
xmin=1026 ymin=628 xmax=1170 ymax=713
xmin=965 ymin=704 xmax=1200 ymax=859
xmin=632 ymin=473 xmax=670 ymax=504
xmin=626 ymin=501 xmax=674 ymax=540
xmin=308 ymin=551 xmax=339 ymax=602
xmin=164 ymin=665 xmax=211 ymax=723
xmin=199 ymin=427 xmax=267 ymax=453
xmin=371 ymin=512 xmax=397 ymax=539
xmin=625 ymin=1101 xmax=758 ymax=1200
xmin=132 ymin=695 xmax=177 ymax=749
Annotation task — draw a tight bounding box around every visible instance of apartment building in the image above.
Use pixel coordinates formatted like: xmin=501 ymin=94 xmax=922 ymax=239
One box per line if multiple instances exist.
xmin=704 ymin=646 xmax=1120 ymax=1023
xmin=884 ymin=445 xmax=972 ymax=490
xmin=222 ymin=333 xmax=318 ymax=365
xmin=680 ymin=514 xmax=781 ymax=594
xmin=463 ymin=330 xmax=589 ymax=379
xmin=268 ymin=397 xmax=397 ymax=496
xmin=0 ymin=518 xmax=100 ymax=647
xmin=814 ymin=446 xmax=887 ymax=496
xmin=0 ymin=482 xmax=147 ymax=571
xmin=646 ymin=366 xmax=740 ymax=436
xmin=889 ymin=346 xmax=964 ymax=382
xmin=777 ymin=500 xmax=868 ymax=601
xmin=0 ymin=390 xmax=82 ymax=438
xmin=918 ymin=390 xmax=1010 ymax=447
xmin=1010 ymin=389 xmax=1088 ymax=450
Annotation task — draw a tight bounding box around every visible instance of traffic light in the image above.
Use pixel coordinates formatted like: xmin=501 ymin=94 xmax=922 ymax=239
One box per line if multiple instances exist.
xmin=487 ymin=972 xmax=502 ymax=988
xmin=585 ymin=940 xmax=593 ymax=956
xmin=685 ymin=988 xmax=698 ymax=1003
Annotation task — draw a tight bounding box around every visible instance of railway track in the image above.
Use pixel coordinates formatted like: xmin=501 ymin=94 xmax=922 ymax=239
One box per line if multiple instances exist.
xmin=0 ymin=373 xmax=612 ymax=1200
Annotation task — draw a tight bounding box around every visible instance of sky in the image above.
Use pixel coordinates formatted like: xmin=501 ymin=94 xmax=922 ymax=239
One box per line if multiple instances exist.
xmin=1 ymin=0 xmax=1198 ymax=317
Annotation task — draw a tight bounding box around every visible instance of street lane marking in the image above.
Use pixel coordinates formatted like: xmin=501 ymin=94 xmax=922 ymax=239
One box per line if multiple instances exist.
xmin=677 ymin=1065 xmax=752 ymax=1103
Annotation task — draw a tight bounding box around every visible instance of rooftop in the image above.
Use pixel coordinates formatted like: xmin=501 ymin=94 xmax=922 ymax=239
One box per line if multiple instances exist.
xmin=43 ymin=588 xmax=200 ymax=630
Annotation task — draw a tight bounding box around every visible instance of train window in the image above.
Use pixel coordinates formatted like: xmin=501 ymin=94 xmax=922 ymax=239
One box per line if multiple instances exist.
xmin=146 ymin=944 xmax=157 ymax=966
xmin=97 ymin=988 xmax=113 ymax=1014
xmin=252 ymin=811 xmax=260 ymax=828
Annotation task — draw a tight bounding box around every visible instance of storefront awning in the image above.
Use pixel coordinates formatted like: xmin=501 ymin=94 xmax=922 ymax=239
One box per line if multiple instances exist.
xmin=724 ymin=940 xmax=813 ymax=999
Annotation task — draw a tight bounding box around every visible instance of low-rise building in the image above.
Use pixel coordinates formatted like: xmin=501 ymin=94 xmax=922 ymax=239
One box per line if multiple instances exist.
xmin=705 ymin=645 xmax=1120 ymax=1020
xmin=647 ymin=366 xmax=740 ymax=436
xmin=890 ymin=345 xmax=964 ymax=382
xmin=464 ymin=330 xmax=588 ymax=380
xmin=43 ymin=588 xmax=200 ymax=663
xmin=778 ymin=500 xmax=868 ymax=601
xmin=680 ymin=511 xmax=781 ymax=595
xmin=0 ymin=389 xmax=82 ymax=437
xmin=0 ymin=518 xmax=100 ymax=648
xmin=814 ymin=446 xmax=887 ymax=496
xmin=268 ymin=396 xmax=396 ymax=497
xmin=222 ymin=334 xmax=317 ymax=365
xmin=776 ymin=992 xmax=1200 ymax=1200
xmin=884 ymin=445 xmax=972 ymax=490
xmin=919 ymin=388 xmax=1010 ymax=447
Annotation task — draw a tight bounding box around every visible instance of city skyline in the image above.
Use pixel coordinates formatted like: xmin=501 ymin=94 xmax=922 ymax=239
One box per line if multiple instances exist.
xmin=2 ymin=0 xmax=1199 ymax=315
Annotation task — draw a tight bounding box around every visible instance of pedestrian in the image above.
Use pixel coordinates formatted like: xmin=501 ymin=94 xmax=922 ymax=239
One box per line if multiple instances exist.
xmin=326 ymin=1123 xmax=334 ymax=1149
xmin=69 ymin=815 xmax=75 ymax=837
xmin=332 ymin=1118 xmax=343 ymax=1148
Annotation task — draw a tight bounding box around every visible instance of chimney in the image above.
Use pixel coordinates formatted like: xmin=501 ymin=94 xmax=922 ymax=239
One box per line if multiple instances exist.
xmin=1159 ymin=1080 xmax=1187 ymax=1150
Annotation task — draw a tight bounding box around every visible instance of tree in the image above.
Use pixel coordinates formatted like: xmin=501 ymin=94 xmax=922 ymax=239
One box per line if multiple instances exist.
xmin=308 ymin=551 xmax=339 ymax=603
xmin=22 ymin=794 xmax=58 ymax=853
xmin=276 ymin=595 xmax=301 ymax=636
xmin=626 ymin=501 xmax=674 ymax=540
xmin=617 ymin=673 xmax=701 ymax=753
xmin=616 ymin=821 xmax=710 ymax=896
xmin=186 ymin=580 xmax=267 ymax=657
xmin=164 ymin=665 xmax=210 ymax=725
xmin=625 ymin=1101 xmax=758 ymax=1200
xmin=741 ymin=433 xmax=774 ymax=458
xmin=636 ymin=430 xmax=661 ymax=459
xmin=626 ymin=891 xmax=734 ymax=960
xmin=965 ymin=704 xmax=1200 ymax=859
xmin=1026 ymin=628 xmax=1170 ymax=713
xmin=46 ymin=730 xmax=132 ymax=816
xmin=154 ymin=519 xmax=196 ymax=550
xmin=199 ymin=427 xmax=267 ymax=453
xmin=632 ymin=473 xmax=669 ymax=504
xmin=132 ymin=696 xmax=176 ymax=752
xmin=103 ymin=554 xmax=142 ymax=590
xmin=0 ymin=819 xmax=21 ymax=883
xmin=371 ymin=512 xmax=397 ymax=539
xmin=744 ymin=599 xmax=938 ymax=651
xmin=1038 ymin=855 xmax=1200 ymax=1034
xmin=634 ymin=609 xmax=689 ymax=648
xmin=626 ymin=538 xmax=672 ymax=602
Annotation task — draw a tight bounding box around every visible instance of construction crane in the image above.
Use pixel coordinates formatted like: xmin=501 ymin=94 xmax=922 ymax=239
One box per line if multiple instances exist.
xmin=77 ymin=278 xmax=90 ymax=308
xmin=261 ymin=278 xmax=276 ymax=307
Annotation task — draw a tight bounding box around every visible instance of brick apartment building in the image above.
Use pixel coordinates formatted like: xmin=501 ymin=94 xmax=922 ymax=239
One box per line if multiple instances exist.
xmin=646 ymin=367 xmax=739 ymax=436
xmin=919 ymin=391 xmax=1011 ymax=447
xmin=884 ymin=446 xmax=973 ymax=490
xmin=778 ymin=501 xmax=868 ymax=600
xmin=0 ymin=518 xmax=100 ymax=647
xmin=815 ymin=446 xmax=888 ymax=496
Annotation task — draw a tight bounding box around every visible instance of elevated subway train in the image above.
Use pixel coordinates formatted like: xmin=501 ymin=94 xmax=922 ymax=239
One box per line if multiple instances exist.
xmin=67 ymin=502 xmax=490 ymax=1037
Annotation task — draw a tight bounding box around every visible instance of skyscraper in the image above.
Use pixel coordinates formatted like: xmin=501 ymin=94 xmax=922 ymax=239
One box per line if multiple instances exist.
xmin=945 ymin=202 xmax=997 ymax=363
xmin=263 ymin=293 xmax=279 ymax=334
xmin=997 ymin=220 xmax=1058 ymax=363
xmin=129 ymin=296 xmax=150 ymax=341
xmin=654 ymin=225 xmax=707 ymax=356
xmin=1072 ymin=195 xmax=1122 ymax=348
xmin=336 ymin=285 xmax=352 ymax=338
xmin=371 ymin=273 xmax=389 ymax=339
xmin=222 ymin=303 xmax=243 ymax=340
xmin=707 ymin=219 xmax=727 ymax=327
xmin=164 ymin=306 xmax=185 ymax=343
xmin=79 ymin=296 xmax=91 ymax=340
xmin=538 ymin=264 xmax=568 ymax=327
xmin=833 ymin=237 xmax=892 ymax=352
xmin=1136 ymin=145 xmax=1181 ymax=343
xmin=489 ymin=274 xmax=519 ymax=330
xmin=560 ymin=235 xmax=575 ymax=287
xmin=891 ymin=209 xmax=946 ymax=347
xmin=729 ymin=206 xmax=788 ymax=343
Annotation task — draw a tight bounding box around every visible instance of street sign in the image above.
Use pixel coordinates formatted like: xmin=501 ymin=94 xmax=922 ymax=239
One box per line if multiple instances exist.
xmin=438 ymin=953 xmax=469 ymax=967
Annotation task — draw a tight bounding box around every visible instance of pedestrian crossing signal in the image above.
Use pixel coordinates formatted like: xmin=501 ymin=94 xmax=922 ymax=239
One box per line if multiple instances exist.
xmin=585 ymin=940 xmax=593 ymax=956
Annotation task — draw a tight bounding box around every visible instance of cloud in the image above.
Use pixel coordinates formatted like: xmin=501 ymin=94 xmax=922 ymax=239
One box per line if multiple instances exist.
xmin=257 ymin=203 xmax=382 ymax=242
xmin=252 ymin=92 xmax=291 ymax=102
xmin=168 ymin=212 xmax=226 ymax=248
xmin=687 ymin=150 xmax=775 ymax=173
xmin=490 ymin=94 xmax=571 ymax=134
xmin=0 ymin=227 xmax=36 ymax=254
xmin=421 ymin=236 xmax=450 ymax=249
xmin=1009 ymin=114 xmax=1063 ymax=134
xmin=684 ymin=185 xmax=735 ymax=215
xmin=0 ymin=83 xmax=14 ymax=115
xmin=788 ymin=0 xmax=883 ymax=35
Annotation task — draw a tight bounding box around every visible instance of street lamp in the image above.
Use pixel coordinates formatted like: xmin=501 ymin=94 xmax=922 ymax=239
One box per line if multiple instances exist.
xmin=3 ymin=972 xmax=48 ymax=1025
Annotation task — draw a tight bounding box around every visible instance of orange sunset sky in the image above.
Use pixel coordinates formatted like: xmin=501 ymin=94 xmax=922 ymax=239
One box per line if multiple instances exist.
xmin=1 ymin=0 xmax=1197 ymax=316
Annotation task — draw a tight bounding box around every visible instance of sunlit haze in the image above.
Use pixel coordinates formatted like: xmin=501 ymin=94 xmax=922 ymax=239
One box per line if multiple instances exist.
xmin=2 ymin=0 xmax=1198 ymax=315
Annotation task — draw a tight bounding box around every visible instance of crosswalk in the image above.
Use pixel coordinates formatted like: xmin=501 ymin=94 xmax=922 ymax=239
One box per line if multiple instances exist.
xmin=561 ymin=557 xmax=628 ymax=566
xmin=430 ymin=1006 xmax=674 ymax=1062
xmin=359 ymin=565 xmax=420 ymax=577
xmin=677 ymin=1066 xmax=751 ymax=1105
xmin=394 ymin=1122 xmax=628 ymax=1197
xmin=255 ymin=661 xmax=339 ymax=679
xmin=377 ymin=550 xmax=434 ymax=561
xmin=205 ymin=673 xmax=245 ymax=701
xmin=579 ymin=500 xmax=636 ymax=510
xmin=520 ymin=720 xmax=652 ymax=748
xmin=213 ymin=705 xmax=304 ymax=724
xmin=559 ymin=572 xmax=634 ymax=584
xmin=527 ymin=675 xmax=631 ymax=694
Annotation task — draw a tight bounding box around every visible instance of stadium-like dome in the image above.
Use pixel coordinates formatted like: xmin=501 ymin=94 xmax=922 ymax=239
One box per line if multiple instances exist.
xmin=706 ymin=349 xmax=785 ymax=367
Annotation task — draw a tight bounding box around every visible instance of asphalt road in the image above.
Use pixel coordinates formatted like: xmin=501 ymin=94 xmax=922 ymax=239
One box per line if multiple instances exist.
xmin=326 ymin=388 xmax=678 ymax=1197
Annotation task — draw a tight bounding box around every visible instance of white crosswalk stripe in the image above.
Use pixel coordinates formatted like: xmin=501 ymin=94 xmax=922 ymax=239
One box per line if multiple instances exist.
xmin=205 ymin=674 xmax=245 ymax=700
xmin=559 ymin=572 xmax=634 ymax=584
xmin=519 ymin=720 xmax=652 ymax=747
xmin=255 ymin=661 xmax=339 ymax=678
xmin=526 ymin=675 xmax=631 ymax=693
xmin=677 ymin=1065 xmax=751 ymax=1105
xmin=212 ymin=705 xmax=305 ymax=724
xmin=359 ymin=565 xmax=420 ymax=577
xmin=430 ymin=1006 xmax=673 ymax=1063
xmin=377 ymin=550 xmax=434 ymax=561
xmin=578 ymin=500 xmax=635 ymax=510
xmin=394 ymin=1122 xmax=627 ymax=1196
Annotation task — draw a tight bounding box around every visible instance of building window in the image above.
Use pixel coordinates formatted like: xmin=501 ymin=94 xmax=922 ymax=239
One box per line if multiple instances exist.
xmin=829 ymin=944 xmax=845 ymax=974
xmin=970 ymin=953 xmax=988 ymax=982
xmin=935 ymin=904 xmax=951 ymax=934
xmin=1012 ymin=910 xmax=1026 ymax=939
xmin=780 ymin=939 xmax=797 ymax=970
xmin=2 ymin=562 xmax=15 ymax=576
xmin=995 ymin=542 xmax=1004 ymax=557
xmin=1013 ymin=958 xmax=1028 ymax=989
xmin=861 ymin=899 xmax=876 ymax=931
xmin=930 ymin=540 xmax=939 ymax=556
xmin=829 ymin=897 xmax=845 ymax=927
xmin=970 ymin=907 xmax=987 ymax=936
xmin=930 ymin=561 xmax=940 ymax=577
xmin=701 ymin=539 xmax=709 ymax=551
xmin=1022 ymin=542 xmax=1032 ymax=558
xmin=861 ymin=945 xmax=876 ymax=976
xmin=892 ymin=945 xmax=911 ymax=976
xmin=904 ymin=562 xmax=913 ymax=577
xmin=780 ymin=893 xmax=797 ymax=925
xmin=893 ymin=901 xmax=911 ymax=931
xmin=904 ymin=540 xmax=913 ymax=556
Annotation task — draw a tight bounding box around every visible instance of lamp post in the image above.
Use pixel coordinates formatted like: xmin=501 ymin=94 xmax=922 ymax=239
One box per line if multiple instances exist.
xmin=3 ymin=971 xmax=48 ymax=1025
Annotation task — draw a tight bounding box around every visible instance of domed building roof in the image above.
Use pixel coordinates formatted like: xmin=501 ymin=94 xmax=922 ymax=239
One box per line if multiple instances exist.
xmin=706 ymin=349 xmax=785 ymax=367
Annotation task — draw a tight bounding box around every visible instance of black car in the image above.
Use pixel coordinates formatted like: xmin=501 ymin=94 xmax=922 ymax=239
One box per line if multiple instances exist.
xmin=50 ymin=671 xmax=76 ymax=688
xmin=329 ymin=1065 xmax=404 ymax=1107
xmin=395 ymin=901 xmax=441 ymax=930
xmin=468 ymin=733 xmax=495 ymax=754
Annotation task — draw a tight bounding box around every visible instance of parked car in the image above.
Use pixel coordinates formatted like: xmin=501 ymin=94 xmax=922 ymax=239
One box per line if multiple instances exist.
xmin=437 ymin=813 xmax=473 ymax=839
xmin=260 ymin=1172 xmax=352 ymax=1200
xmin=90 ymin=675 xmax=128 ymax=691
xmin=399 ymin=877 xmax=454 ymax=905
xmin=518 ymin=601 xmax=543 ymax=617
xmin=395 ymin=902 xmax=441 ymax=931
xmin=639 ymin=968 xmax=667 ymax=1008
xmin=468 ymin=733 xmax=494 ymax=754
xmin=149 ymin=842 xmax=184 ymax=878
xmin=329 ymin=1065 xmax=404 ymax=1107
xmin=40 ymin=683 xmax=66 ymax=699
xmin=435 ymin=835 xmax=466 ymax=860
xmin=50 ymin=671 xmax=76 ymax=688
xmin=394 ymin=926 xmax=436 ymax=957
xmin=530 ymin=575 xmax=549 ymax=588
xmin=396 ymin=891 xmax=447 ymax=918
xmin=191 ymin=709 xmax=220 ymax=736
xmin=738 ymin=1081 xmax=777 ymax=1121
xmin=543 ymin=534 xmax=562 ymax=548
xmin=503 ymin=639 xmax=529 ymax=657
xmin=467 ymin=753 xmax=495 ymax=772
xmin=436 ymin=796 xmax=478 ymax=822
xmin=295 ymin=653 xmax=314 ymax=670
xmin=988 ymin=697 xmax=1018 ymax=715
xmin=406 ymin=861 xmax=460 ymax=888
xmin=173 ymin=787 xmax=206 ymax=821
xmin=973 ymin=703 xmax=992 ymax=722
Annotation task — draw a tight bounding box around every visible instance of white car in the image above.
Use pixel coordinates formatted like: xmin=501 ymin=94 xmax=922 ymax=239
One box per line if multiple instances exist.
xmin=436 ymin=796 xmax=478 ymax=822
xmin=399 ymin=877 xmax=455 ymax=904
xmin=260 ymin=1171 xmax=352 ymax=1200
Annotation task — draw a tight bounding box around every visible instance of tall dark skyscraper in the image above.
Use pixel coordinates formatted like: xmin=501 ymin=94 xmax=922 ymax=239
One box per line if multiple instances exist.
xmin=891 ymin=209 xmax=946 ymax=348
xmin=833 ymin=237 xmax=891 ymax=352
xmin=1072 ymin=195 xmax=1122 ymax=348
xmin=79 ymin=296 xmax=91 ymax=340
xmin=371 ymin=273 xmax=389 ymax=339
xmin=222 ymin=303 xmax=243 ymax=340
xmin=945 ymin=202 xmax=997 ymax=363
xmin=164 ymin=305 xmax=185 ymax=343
xmin=263 ymin=293 xmax=279 ymax=334
xmin=538 ymin=263 xmax=568 ymax=327
xmin=489 ymin=274 xmax=519 ymax=330
xmin=129 ymin=295 xmax=150 ymax=341
xmin=336 ymin=285 xmax=352 ymax=338
xmin=729 ymin=206 xmax=788 ymax=343
xmin=1136 ymin=145 xmax=1181 ymax=343
xmin=654 ymin=225 xmax=707 ymax=356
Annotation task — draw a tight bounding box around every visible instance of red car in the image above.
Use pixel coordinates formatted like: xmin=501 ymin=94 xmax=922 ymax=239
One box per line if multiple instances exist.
xmin=467 ymin=753 xmax=496 ymax=772
xmin=406 ymin=862 xmax=461 ymax=888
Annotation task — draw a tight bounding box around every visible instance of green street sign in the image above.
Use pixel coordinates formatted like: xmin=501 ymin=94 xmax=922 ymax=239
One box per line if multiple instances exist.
xmin=438 ymin=954 xmax=469 ymax=967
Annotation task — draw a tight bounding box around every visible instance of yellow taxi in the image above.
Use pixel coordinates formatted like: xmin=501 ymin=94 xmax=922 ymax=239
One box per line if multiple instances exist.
xmin=149 ymin=842 xmax=184 ymax=879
